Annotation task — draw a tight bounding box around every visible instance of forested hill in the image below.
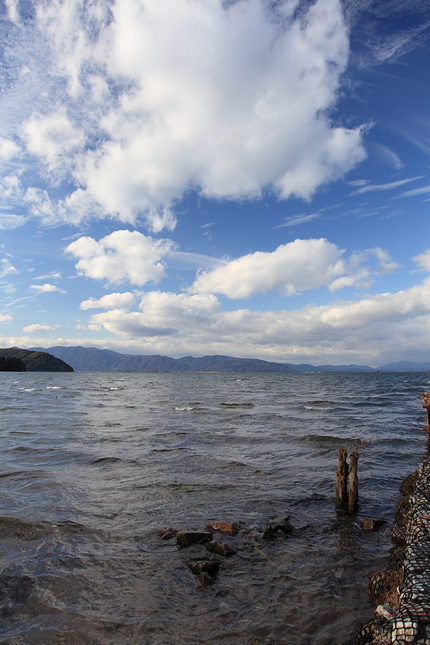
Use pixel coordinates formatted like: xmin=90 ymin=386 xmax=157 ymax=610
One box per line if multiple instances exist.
xmin=31 ymin=346 xmax=294 ymax=373
xmin=29 ymin=346 xmax=430 ymax=373
xmin=0 ymin=348 xmax=74 ymax=372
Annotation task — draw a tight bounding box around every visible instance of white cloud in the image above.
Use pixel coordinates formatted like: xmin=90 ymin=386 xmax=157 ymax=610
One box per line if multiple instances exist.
xmin=319 ymin=280 xmax=430 ymax=327
xmin=5 ymin=0 xmax=20 ymax=24
xmin=188 ymin=240 xmax=400 ymax=298
xmin=34 ymin=272 xmax=62 ymax=280
xmin=81 ymin=277 xmax=430 ymax=363
xmin=22 ymin=324 xmax=57 ymax=332
xmin=349 ymin=179 xmax=368 ymax=187
xmin=0 ymin=214 xmax=27 ymax=230
xmin=413 ymin=250 xmax=430 ymax=272
xmin=0 ymin=314 xmax=13 ymax=323
xmin=24 ymin=188 xmax=63 ymax=225
xmin=186 ymin=239 xmax=400 ymax=298
xmin=6 ymin=0 xmax=365 ymax=230
xmin=66 ymin=230 xmax=174 ymax=286
xmin=0 ymin=138 xmax=20 ymax=160
xmin=328 ymin=247 xmax=399 ymax=291
xmin=30 ymin=283 xmax=66 ymax=294
xmin=80 ymin=292 xmax=137 ymax=310
xmin=89 ymin=291 xmax=220 ymax=337
xmin=22 ymin=108 xmax=85 ymax=172
xmin=89 ymin=309 xmax=178 ymax=338
xmin=189 ymin=239 xmax=347 ymax=298
xmin=1 ymin=175 xmax=21 ymax=200
xmin=0 ymin=258 xmax=18 ymax=277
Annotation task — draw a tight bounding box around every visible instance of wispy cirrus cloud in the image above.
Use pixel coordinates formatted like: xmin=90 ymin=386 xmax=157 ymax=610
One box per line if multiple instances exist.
xmin=397 ymin=184 xmax=430 ymax=198
xmin=350 ymin=176 xmax=424 ymax=195
xmin=274 ymin=213 xmax=321 ymax=228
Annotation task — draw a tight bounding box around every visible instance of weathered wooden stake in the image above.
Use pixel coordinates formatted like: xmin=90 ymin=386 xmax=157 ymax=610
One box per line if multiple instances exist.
xmin=420 ymin=393 xmax=430 ymax=450
xmin=335 ymin=447 xmax=348 ymax=509
xmin=348 ymin=450 xmax=359 ymax=514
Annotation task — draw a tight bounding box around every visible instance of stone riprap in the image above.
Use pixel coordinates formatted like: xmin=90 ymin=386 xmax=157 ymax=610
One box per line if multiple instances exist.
xmin=356 ymin=458 xmax=430 ymax=644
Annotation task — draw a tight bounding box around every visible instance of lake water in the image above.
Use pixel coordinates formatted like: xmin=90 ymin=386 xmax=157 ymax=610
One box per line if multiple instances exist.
xmin=1 ymin=370 xmax=429 ymax=645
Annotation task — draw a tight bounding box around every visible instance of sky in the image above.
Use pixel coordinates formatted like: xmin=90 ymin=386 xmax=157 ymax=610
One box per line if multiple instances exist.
xmin=1 ymin=0 xmax=430 ymax=367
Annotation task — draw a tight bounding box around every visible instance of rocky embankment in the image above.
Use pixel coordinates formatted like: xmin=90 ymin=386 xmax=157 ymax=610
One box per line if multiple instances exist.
xmin=356 ymin=458 xmax=430 ymax=644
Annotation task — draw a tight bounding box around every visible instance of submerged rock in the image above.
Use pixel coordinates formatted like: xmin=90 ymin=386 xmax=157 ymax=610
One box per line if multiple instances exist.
xmin=176 ymin=532 xmax=212 ymax=548
xmin=263 ymin=516 xmax=294 ymax=539
xmin=197 ymin=571 xmax=215 ymax=587
xmin=205 ymin=540 xmax=236 ymax=557
xmin=159 ymin=528 xmax=177 ymax=540
xmin=186 ymin=560 xmax=220 ymax=578
xmin=361 ymin=517 xmax=387 ymax=531
xmin=0 ymin=575 xmax=34 ymax=618
xmin=205 ymin=522 xmax=239 ymax=536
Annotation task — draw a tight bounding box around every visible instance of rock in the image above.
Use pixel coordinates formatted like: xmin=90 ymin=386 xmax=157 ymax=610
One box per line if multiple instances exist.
xmin=176 ymin=532 xmax=212 ymax=548
xmin=375 ymin=603 xmax=396 ymax=620
xmin=205 ymin=540 xmax=236 ymax=557
xmin=186 ymin=560 xmax=220 ymax=578
xmin=0 ymin=575 xmax=34 ymax=617
xmin=159 ymin=528 xmax=177 ymax=540
xmin=197 ymin=571 xmax=214 ymax=586
xmin=361 ymin=517 xmax=387 ymax=531
xmin=205 ymin=522 xmax=239 ymax=536
xmin=263 ymin=516 xmax=294 ymax=539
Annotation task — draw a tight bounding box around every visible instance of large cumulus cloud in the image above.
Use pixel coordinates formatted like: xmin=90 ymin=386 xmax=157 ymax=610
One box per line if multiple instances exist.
xmin=1 ymin=0 xmax=365 ymax=231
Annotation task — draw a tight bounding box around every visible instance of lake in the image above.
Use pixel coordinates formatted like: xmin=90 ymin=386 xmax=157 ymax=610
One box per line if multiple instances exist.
xmin=1 ymin=370 xmax=429 ymax=644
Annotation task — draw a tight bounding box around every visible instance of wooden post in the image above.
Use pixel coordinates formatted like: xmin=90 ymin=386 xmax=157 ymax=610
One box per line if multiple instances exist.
xmin=420 ymin=393 xmax=430 ymax=450
xmin=348 ymin=450 xmax=359 ymax=514
xmin=335 ymin=447 xmax=348 ymax=509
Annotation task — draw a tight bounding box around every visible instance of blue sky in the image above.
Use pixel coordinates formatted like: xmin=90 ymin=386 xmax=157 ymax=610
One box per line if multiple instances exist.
xmin=1 ymin=0 xmax=430 ymax=367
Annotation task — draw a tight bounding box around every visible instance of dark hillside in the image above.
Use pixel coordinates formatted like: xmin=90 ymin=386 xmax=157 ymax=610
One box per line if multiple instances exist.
xmin=0 ymin=348 xmax=73 ymax=372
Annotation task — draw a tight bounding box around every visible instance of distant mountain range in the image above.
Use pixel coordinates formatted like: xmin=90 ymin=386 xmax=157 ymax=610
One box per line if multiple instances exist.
xmin=29 ymin=346 xmax=430 ymax=373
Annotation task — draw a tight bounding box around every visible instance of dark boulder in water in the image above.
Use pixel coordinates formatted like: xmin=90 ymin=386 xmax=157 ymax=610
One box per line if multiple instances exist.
xmin=176 ymin=532 xmax=212 ymax=547
xmin=205 ymin=540 xmax=236 ymax=557
xmin=0 ymin=575 xmax=34 ymax=617
xmin=159 ymin=527 xmax=177 ymax=540
xmin=361 ymin=517 xmax=387 ymax=531
xmin=263 ymin=516 xmax=294 ymax=539
xmin=186 ymin=560 xmax=220 ymax=578
xmin=205 ymin=522 xmax=239 ymax=536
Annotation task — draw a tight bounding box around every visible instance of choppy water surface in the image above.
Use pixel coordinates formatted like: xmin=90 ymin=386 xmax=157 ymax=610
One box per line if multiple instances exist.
xmin=1 ymin=371 xmax=429 ymax=644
